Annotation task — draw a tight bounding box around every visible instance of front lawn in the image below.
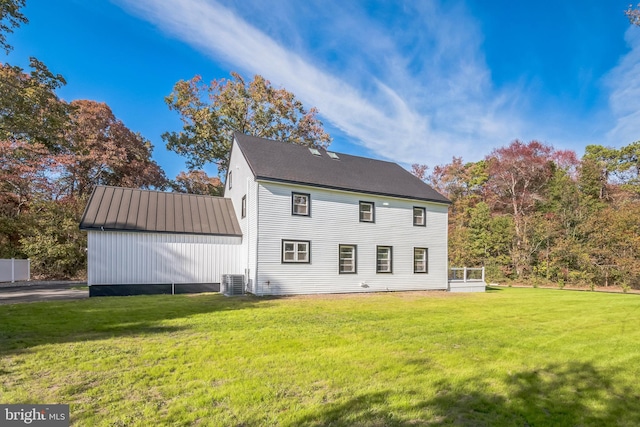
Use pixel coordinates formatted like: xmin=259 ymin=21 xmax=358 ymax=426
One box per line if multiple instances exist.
xmin=1 ymin=288 xmax=639 ymax=426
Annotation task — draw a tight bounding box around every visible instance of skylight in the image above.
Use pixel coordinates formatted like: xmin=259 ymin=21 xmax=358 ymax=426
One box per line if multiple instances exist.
xmin=308 ymin=147 xmax=321 ymax=156
xmin=327 ymin=151 xmax=340 ymax=160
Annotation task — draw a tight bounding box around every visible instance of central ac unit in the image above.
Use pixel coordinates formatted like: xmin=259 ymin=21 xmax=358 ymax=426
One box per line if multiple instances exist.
xmin=222 ymin=274 xmax=245 ymax=296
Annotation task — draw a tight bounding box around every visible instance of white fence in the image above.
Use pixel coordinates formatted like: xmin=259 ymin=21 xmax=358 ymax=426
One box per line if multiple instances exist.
xmin=0 ymin=259 xmax=31 ymax=283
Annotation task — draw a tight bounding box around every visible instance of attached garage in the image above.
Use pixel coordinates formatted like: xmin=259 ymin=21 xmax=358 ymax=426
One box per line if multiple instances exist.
xmin=80 ymin=186 xmax=244 ymax=297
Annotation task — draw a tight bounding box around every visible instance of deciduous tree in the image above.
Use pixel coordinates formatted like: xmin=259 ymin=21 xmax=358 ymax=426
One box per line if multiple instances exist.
xmin=59 ymin=100 xmax=167 ymax=198
xmin=171 ymin=170 xmax=222 ymax=196
xmin=626 ymin=3 xmax=640 ymax=26
xmin=484 ymin=140 xmax=556 ymax=277
xmin=0 ymin=0 xmax=27 ymax=53
xmin=0 ymin=58 xmax=71 ymax=150
xmin=19 ymin=198 xmax=87 ymax=279
xmin=163 ymin=72 xmax=331 ymax=177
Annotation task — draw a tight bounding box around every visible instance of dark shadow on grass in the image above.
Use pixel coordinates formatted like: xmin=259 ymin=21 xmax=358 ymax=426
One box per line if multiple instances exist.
xmin=0 ymin=293 xmax=265 ymax=356
xmin=484 ymin=286 xmax=503 ymax=292
xmin=288 ymin=361 xmax=640 ymax=426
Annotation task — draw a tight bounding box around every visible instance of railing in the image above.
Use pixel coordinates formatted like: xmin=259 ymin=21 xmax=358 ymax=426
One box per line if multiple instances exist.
xmin=449 ymin=267 xmax=485 ymax=283
xmin=0 ymin=258 xmax=31 ymax=283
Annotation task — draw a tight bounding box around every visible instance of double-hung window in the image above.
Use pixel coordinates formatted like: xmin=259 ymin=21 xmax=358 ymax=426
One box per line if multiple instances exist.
xmin=339 ymin=245 xmax=357 ymax=274
xmin=292 ymin=193 xmax=310 ymax=216
xmin=359 ymin=201 xmax=374 ymax=222
xmin=414 ymin=248 xmax=428 ymax=273
xmin=376 ymin=246 xmax=393 ymax=273
xmin=413 ymin=207 xmax=426 ymax=226
xmin=282 ymin=240 xmax=310 ymax=263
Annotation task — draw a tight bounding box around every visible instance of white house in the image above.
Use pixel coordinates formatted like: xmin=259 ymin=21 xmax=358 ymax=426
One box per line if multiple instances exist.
xmin=80 ymin=133 xmax=457 ymax=296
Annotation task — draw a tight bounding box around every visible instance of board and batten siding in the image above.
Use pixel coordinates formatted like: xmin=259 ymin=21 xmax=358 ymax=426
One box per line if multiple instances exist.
xmin=87 ymin=231 xmax=244 ymax=286
xmin=254 ymin=181 xmax=449 ymax=295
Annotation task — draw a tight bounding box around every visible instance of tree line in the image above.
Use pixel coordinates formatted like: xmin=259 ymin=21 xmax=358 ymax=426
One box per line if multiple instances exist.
xmin=412 ymin=140 xmax=640 ymax=289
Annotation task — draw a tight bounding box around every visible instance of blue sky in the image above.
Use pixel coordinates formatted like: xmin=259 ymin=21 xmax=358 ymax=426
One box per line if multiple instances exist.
xmin=5 ymin=0 xmax=639 ymax=179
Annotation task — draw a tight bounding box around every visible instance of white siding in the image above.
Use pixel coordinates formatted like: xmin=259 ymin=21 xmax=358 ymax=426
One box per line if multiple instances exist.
xmin=87 ymin=231 xmax=243 ymax=285
xmin=225 ymin=138 xmax=259 ymax=290
xmin=254 ymin=182 xmax=449 ymax=295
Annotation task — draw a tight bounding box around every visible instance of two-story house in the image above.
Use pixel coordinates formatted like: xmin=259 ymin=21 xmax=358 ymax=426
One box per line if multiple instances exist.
xmin=224 ymin=133 xmax=451 ymax=295
xmin=80 ymin=133 xmax=452 ymax=296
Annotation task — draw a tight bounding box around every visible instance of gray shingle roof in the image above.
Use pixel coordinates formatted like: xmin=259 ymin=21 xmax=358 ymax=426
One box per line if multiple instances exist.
xmin=79 ymin=186 xmax=242 ymax=236
xmin=234 ymin=133 xmax=451 ymax=204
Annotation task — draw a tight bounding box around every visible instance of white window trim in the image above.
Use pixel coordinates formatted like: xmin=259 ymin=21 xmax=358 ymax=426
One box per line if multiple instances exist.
xmin=413 ymin=207 xmax=426 ymax=226
xmin=282 ymin=240 xmax=310 ymax=263
xmin=359 ymin=201 xmax=375 ymax=223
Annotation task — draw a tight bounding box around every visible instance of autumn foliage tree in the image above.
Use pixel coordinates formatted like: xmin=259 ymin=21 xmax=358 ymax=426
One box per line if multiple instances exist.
xmin=428 ymin=137 xmax=640 ymax=288
xmin=170 ymin=170 xmax=222 ymax=196
xmin=164 ymin=72 xmax=331 ymax=177
xmin=626 ymin=3 xmax=640 ymax=26
xmin=59 ymin=100 xmax=167 ymax=198
xmin=0 ymin=1 xmax=169 ymax=278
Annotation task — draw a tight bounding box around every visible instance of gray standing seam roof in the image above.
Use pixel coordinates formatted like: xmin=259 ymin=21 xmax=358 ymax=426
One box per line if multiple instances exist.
xmin=233 ymin=133 xmax=451 ymax=204
xmin=79 ymin=186 xmax=242 ymax=236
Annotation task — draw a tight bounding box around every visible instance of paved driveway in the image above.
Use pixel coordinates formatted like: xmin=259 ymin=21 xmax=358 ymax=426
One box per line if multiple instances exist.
xmin=0 ymin=281 xmax=89 ymax=305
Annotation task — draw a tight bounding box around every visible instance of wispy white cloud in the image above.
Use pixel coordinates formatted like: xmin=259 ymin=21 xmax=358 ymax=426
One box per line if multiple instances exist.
xmin=605 ymin=27 xmax=640 ymax=146
xmin=115 ymin=0 xmax=526 ymax=166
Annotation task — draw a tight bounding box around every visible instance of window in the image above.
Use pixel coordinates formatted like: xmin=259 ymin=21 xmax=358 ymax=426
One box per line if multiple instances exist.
xmin=282 ymin=240 xmax=310 ymax=263
xmin=414 ymin=248 xmax=428 ymax=273
xmin=376 ymin=246 xmax=393 ymax=273
xmin=228 ymin=171 xmax=232 ymax=190
xmin=339 ymin=245 xmax=357 ymax=274
xmin=292 ymin=193 xmax=310 ymax=216
xmin=359 ymin=201 xmax=375 ymax=222
xmin=413 ymin=207 xmax=426 ymax=226
xmin=241 ymin=195 xmax=246 ymax=218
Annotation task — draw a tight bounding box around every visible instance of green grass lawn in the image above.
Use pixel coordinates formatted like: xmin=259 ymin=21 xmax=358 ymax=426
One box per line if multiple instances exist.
xmin=1 ymin=288 xmax=639 ymax=426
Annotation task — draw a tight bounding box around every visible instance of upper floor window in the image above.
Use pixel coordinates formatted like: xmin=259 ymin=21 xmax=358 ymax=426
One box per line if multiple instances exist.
xmin=282 ymin=240 xmax=310 ymax=263
xmin=414 ymin=247 xmax=428 ymax=273
xmin=413 ymin=207 xmax=426 ymax=226
xmin=228 ymin=171 xmax=232 ymax=190
xmin=376 ymin=246 xmax=393 ymax=273
xmin=241 ymin=195 xmax=247 ymax=218
xmin=292 ymin=192 xmax=310 ymax=216
xmin=359 ymin=201 xmax=375 ymax=222
xmin=339 ymin=245 xmax=357 ymax=274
